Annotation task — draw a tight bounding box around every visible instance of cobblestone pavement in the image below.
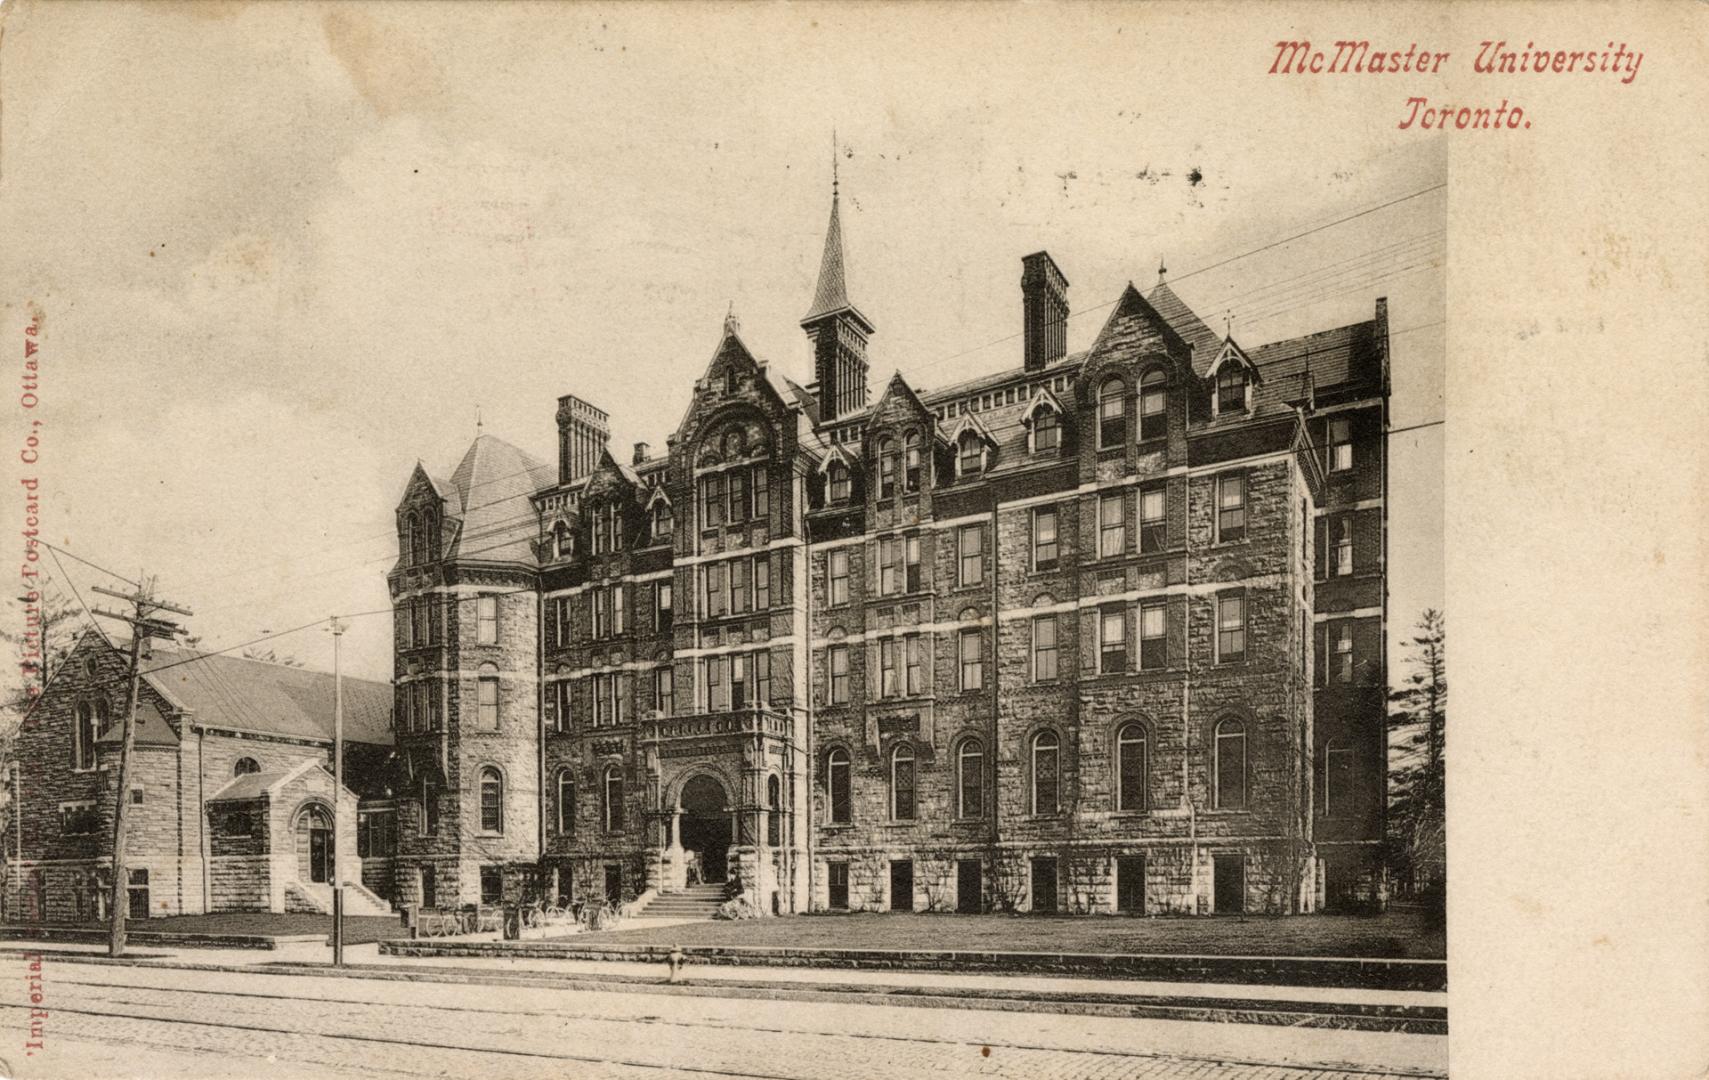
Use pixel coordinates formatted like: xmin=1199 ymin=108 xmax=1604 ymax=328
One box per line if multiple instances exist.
xmin=2 ymin=960 xmax=1447 ymax=1080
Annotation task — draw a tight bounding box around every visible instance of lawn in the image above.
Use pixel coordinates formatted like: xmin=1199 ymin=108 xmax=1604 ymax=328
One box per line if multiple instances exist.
xmin=68 ymin=913 xmax=408 ymax=946
xmin=583 ymin=905 xmax=1444 ymax=960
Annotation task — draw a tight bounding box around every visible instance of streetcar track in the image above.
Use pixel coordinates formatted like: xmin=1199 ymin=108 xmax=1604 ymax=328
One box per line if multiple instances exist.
xmin=15 ymin=975 xmax=1449 ymax=1080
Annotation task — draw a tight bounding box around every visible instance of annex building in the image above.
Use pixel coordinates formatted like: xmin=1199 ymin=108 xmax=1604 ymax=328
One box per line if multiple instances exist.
xmin=6 ymin=629 xmax=399 ymax=922
xmin=385 ymin=180 xmax=1393 ymax=919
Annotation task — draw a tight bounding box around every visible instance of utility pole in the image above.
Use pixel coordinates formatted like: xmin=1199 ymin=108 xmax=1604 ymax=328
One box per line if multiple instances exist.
xmin=328 ymin=616 xmax=348 ymax=967
xmin=92 ymin=580 xmax=191 ymax=958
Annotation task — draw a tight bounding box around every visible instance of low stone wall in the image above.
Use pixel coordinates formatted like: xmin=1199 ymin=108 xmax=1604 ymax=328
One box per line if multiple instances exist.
xmin=377 ymin=938 xmax=1446 ymax=991
xmin=0 ymin=925 xmax=322 ymax=950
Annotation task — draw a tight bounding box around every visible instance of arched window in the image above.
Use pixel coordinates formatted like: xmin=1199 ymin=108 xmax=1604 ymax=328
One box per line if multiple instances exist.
xmin=1031 ymin=406 xmax=1061 ymax=453
xmin=827 ymin=459 xmax=851 ymax=503
xmin=1117 ymin=723 xmax=1148 ymax=812
xmin=422 ymin=509 xmax=438 ymax=560
xmin=891 ymin=744 xmax=916 ymax=821
xmin=1032 ymin=730 xmax=1061 ymax=815
xmin=73 ymin=703 xmax=96 ymax=770
xmin=1323 ymin=739 xmax=1355 ymax=818
xmin=1214 ymin=718 xmax=1248 ymax=810
xmin=1139 ymin=369 xmax=1167 ymax=441
xmin=1098 ymin=378 xmax=1126 ymax=448
xmin=902 ymin=431 xmax=922 ymax=492
xmin=766 ymin=774 xmax=782 ymax=847
xmin=1217 ymin=365 xmax=1247 ymax=414
xmin=651 ymin=499 xmax=673 ymax=543
xmin=233 ymin=757 xmax=260 ymax=778
xmin=826 ymin=747 xmax=851 ymax=824
xmin=554 ymin=522 xmax=573 ymax=560
xmin=603 ymin=765 xmax=624 ymax=831
xmin=556 ymin=770 xmax=575 ymax=836
xmin=957 ymin=432 xmax=984 ymax=477
xmin=877 ymin=436 xmax=898 ymax=499
xmin=479 ymin=767 xmax=504 ymax=833
xmin=957 ymin=739 xmax=984 ymax=819
xmin=95 ymin=700 xmax=111 ymax=735
xmin=405 ymin=511 xmax=422 ymax=565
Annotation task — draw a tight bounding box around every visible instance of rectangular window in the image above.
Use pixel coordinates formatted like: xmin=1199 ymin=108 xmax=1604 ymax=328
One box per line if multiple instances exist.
xmin=656 ymin=582 xmax=673 ymax=633
xmin=555 ymin=598 xmax=573 ymax=647
xmin=959 ymin=628 xmax=984 ymax=691
xmin=730 ymin=654 xmax=748 ymax=710
xmin=480 ymin=866 xmax=503 ymax=905
xmin=829 ymin=645 xmax=850 ymax=704
xmin=731 ymin=558 xmax=751 ymax=614
xmin=904 ymin=635 xmax=924 ymax=696
xmin=729 ymin=469 xmax=749 ymax=523
xmin=752 ymin=465 xmax=770 ymax=519
xmin=904 ymin=535 xmax=922 ymax=593
xmin=1032 ymin=616 xmax=1058 ymax=681
xmin=879 ymin=638 xmax=899 ymax=698
xmin=612 ymin=583 xmax=626 ymax=635
xmin=1333 ymin=621 xmax=1355 ymax=684
xmin=1216 ymin=474 xmax=1246 ymax=542
xmin=1140 ymin=602 xmax=1166 ymax=670
xmin=1332 ymin=517 xmax=1354 ymax=577
xmin=1099 ymin=608 xmax=1128 ymax=674
xmin=879 ymin=536 xmax=901 ymax=596
xmin=558 ymin=773 xmax=575 ymax=836
xmin=958 ymin=525 xmax=984 ymax=587
xmin=754 ymin=650 xmax=772 ymax=706
xmin=58 ymin=802 xmax=98 ymax=836
xmin=754 ymin=554 xmax=770 ymax=610
xmin=555 ymin=679 xmax=573 ymax=731
xmin=593 ymin=673 xmax=614 ymax=726
xmin=1328 ymin=418 xmax=1354 ymax=472
xmin=1217 ymin=591 xmax=1247 ymax=662
xmin=1099 ymin=493 xmax=1125 ymax=558
xmin=477 ymin=595 xmax=498 ymax=645
xmin=422 ymin=780 xmax=439 ymax=837
xmin=1140 ymin=486 xmax=1166 ymax=553
xmin=703 ymin=474 xmax=725 ymax=528
xmin=828 ymin=550 xmax=849 ymax=606
xmin=477 ymin=676 xmax=499 ymax=730
xmin=707 ymin=657 xmax=729 ymax=712
xmin=593 ymin=587 xmax=610 ymax=638
xmin=828 ymin=862 xmax=850 ymax=910
xmin=654 ymin=666 xmax=674 ymax=716
xmin=1032 ymin=507 xmax=1058 ymax=570
xmin=705 ymin=563 xmax=727 ymax=618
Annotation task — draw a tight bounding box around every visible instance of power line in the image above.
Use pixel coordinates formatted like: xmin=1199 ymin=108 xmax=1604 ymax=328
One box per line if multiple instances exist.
xmin=38 ymin=540 xmax=141 ymax=589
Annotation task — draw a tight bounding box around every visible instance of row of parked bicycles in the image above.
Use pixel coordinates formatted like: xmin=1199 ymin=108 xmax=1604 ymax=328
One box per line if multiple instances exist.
xmin=410 ymin=898 xmax=624 ymax=938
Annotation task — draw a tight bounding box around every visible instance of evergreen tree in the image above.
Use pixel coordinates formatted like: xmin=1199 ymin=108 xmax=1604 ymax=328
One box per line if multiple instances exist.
xmin=1387 ymin=609 xmax=1446 ymax=903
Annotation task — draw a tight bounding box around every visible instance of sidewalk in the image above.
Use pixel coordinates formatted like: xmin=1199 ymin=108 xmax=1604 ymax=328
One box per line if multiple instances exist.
xmin=0 ymin=936 xmax=1446 ymax=1031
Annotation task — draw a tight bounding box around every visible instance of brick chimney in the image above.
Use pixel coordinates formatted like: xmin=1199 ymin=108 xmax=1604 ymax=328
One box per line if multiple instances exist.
xmin=632 ymin=442 xmax=650 ymax=465
xmin=555 ymin=393 xmax=609 ymax=484
xmin=1021 ymin=252 xmax=1069 ymax=371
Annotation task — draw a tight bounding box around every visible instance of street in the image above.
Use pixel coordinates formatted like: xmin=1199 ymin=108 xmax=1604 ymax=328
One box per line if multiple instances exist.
xmin=0 ymin=957 xmax=1446 ymax=1080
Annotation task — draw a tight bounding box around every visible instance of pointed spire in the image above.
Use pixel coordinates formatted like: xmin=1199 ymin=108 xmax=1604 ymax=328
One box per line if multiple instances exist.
xmin=803 ymin=170 xmax=852 ymax=324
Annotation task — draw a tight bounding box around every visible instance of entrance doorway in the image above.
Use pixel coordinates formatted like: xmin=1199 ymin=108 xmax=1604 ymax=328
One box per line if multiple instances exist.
xmin=1117 ymin=856 xmax=1146 ymax=914
xmin=889 ymin=860 xmax=914 ymax=911
xmin=1031 ymin=857 xmax=1058 ymax=913
xmin=297 ymin=805 xmax=334 ymax=884
xmin=1214 ymin=853 xmax=1246 ymax=914
xmin=956 ymin=859 xmax=982 ymax=914
xmin=678 ymin=775 xmax=732 ymax=885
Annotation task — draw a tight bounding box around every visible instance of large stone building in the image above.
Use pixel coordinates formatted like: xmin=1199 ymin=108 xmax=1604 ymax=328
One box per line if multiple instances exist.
xmin=6 ymin=629 xmax=397 ymax=921
xmin=385 ymin=181 xmax=1392 ymax=917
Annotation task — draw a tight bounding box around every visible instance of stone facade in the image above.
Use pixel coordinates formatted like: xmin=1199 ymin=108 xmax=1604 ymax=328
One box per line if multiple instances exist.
xmin=379 ymin=188 xmax=1391 ymax=918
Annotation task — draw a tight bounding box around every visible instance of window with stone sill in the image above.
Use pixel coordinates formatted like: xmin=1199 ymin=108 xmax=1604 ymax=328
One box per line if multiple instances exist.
xmin=1030 ymin=408 xmax=1061 ymax=454
xmin=1216 ymin=366 xmax=1248 ymax=415
xmin=1098 ymin=378 xmax=1126 ymax=449
xmin=1139 ymin=369 xmax=1168 ymax=441
xmin=1031 ymin=730 xmax=1061 ymax=815
xmin=826 ymin=747 xmax=852 ymax=824
xmin=903 ymin=431 xmax=922 ymax=492
xmin=827 ymin=460 xmax=851 ymax=504
xmin=827 ymin=549 xmax=850 ymax=607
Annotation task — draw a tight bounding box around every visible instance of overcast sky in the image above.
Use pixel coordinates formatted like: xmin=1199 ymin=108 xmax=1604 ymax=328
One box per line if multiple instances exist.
xmin=2 ymin=3 xmax=1443 ymax=686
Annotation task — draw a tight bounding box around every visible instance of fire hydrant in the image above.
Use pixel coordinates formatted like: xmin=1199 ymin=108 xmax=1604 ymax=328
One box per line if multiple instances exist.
xmin=666 ymin=945 xmax=686 ymax=984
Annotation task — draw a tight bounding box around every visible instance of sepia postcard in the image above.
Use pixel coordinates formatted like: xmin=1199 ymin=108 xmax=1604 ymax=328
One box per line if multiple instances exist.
xmin=0 ymin=3 xmax=1703 ymax=1079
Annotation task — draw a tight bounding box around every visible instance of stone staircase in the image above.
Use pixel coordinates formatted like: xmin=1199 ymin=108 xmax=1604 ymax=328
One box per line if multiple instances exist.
xmin=632 ymin=883 xmax=726 ymax=921
xmin=285 ymin=880 xmax=394 ymax=917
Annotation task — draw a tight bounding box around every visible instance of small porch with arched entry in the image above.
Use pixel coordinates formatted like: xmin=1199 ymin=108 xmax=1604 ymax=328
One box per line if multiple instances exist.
xmin=659 ymin=772 xmax=736 ymax=890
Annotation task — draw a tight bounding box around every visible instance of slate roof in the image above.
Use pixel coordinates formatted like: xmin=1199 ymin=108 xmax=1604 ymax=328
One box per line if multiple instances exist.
xmin=95 ymin=699 xmax=179 ymax=746
xmin=1146 ymin=281 xmax=1223 ymax=375
xmin=445 ymin=433 xmax=557 ymax=564
xmin=205 ymin=769 xmax=291 ymax=802
xmin=802 ymin=190 xmax=872 ymax=330
xmin=138 ymin=645 xmax=393 ymax=746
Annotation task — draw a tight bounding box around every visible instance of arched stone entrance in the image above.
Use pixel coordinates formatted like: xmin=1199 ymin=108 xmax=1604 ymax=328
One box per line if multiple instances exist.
xmin=295 ymin=803 xmax=334 ymax=884
xmin=677 ymin=775 xmax=733 ymax=885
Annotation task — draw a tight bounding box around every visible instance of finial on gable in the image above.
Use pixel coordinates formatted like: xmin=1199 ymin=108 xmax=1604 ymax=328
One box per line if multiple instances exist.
xmin=725 ymin=301 xmax=740 ymax=335
xmin=1157 ymin=256 xmax=1167 ymax=284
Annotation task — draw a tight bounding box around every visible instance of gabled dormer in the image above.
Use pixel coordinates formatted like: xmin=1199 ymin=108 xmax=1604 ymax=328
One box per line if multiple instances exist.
xmin=867 ymin=371 xmax=936 ymax=498
xmin=1205 ymin=337 xmax=1260 ymax=418
xmin=945 ymin=413 xmax=997 ymax=480
xmin=582 ymin=447 xmax=641 ymax=557
xmin=1020 ymin=386 xmax=1068 ymax=456
xmin=396 ymin=463 xmax=448 ymax=569
xmin=817 ymin=442 xmax=861 ymax=507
